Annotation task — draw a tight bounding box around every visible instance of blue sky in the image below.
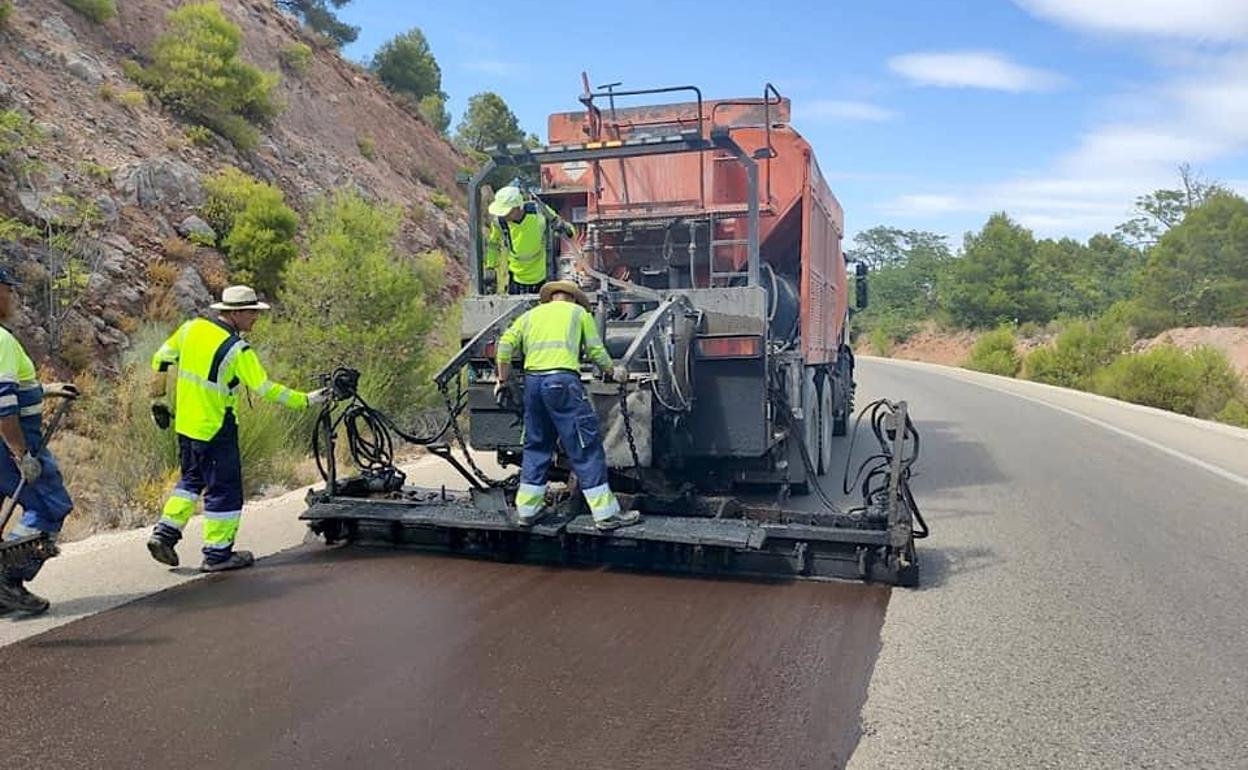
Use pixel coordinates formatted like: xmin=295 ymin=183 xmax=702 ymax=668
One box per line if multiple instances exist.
xmin=339 ymin=0 xmax=1248 ymax=245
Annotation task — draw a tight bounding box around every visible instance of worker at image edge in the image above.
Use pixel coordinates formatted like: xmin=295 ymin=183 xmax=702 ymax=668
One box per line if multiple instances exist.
xmin=0 ymin=266 xmax=79 ymax=616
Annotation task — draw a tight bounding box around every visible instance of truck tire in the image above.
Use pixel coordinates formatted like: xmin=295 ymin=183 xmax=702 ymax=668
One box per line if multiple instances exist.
xmin=817 ymin=376 xmax=834 ymax=475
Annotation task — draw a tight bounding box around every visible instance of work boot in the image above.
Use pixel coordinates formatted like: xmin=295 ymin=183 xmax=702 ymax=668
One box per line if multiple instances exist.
xmin=0 ymin=580 xmax=50 ymax=616
xmin=146 ymin=536 xmax=179 ymax=567
xmin=594 ymin=510 xmax=643 ymax=531
xmin=515 ymin=509 xmax=546 ymax=527
xmin=200 ymin=550 xmax=254 ymax=573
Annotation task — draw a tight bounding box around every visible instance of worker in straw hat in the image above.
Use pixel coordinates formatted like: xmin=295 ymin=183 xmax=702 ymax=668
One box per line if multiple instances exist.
xmin=484 ymin=185 xmax=576 ymax=294
xmin=145 ymin=285 xmax=329 ymax=572
xmin=495 ymin=280 xmax=642 ymax=530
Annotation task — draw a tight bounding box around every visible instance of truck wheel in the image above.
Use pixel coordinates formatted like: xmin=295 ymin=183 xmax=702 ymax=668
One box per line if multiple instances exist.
xmin=831 ymin=369 xmax=850 ymax=437
xmin=817 ymin=379 xmax=834 ymax=475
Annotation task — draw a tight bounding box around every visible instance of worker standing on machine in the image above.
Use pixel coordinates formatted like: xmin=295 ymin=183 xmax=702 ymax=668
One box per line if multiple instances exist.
xmin=146 ymin=285 xmax=328 ymax=572
xmin=495 ymin=280 xmax=641 ymax=530
xmin=0 ymin=267 xmax=78 ymax=616
xmin=484 ymin=186 xmax=575 ymax=294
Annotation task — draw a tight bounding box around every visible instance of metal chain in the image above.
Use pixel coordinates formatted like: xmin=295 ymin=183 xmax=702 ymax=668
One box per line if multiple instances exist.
xmin=618 ymin=380 xmax=641 ymax=470
xmin=439 ymin=379 xmax=505 ymax=487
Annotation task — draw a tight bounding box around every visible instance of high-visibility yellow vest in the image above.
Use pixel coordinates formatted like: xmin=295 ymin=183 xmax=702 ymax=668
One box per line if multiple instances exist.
xmin=485 ymin=202 xmax=574 ymax=285
xmin=152 ymin=317 xmax=308 ymax=441
xmin=0 ymin=326 xmax=44 ymax=446
xmin=497 ymin=301 xmax=612 ymax=373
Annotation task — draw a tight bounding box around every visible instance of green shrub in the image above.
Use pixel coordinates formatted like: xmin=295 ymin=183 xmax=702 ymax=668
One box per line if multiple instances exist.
xmin=868 ymin=327 xmax=895 ymax=358
xmin=62 ymin=0 xmax=115 ymax=23
xmin=278 ymin=42 xmax=313 ymax=76
xmin=257 ymin=189 xmax=450 ymax=416
xmin=184 ymin=124 xmax=216 ymax=146
xmin=357 ymin=135 xmax=376 ymax=161
xmin=964 ymin=326 xmax=1021 ymax=377
xmin=430 ymin=191 xmax=452 ymax=210
xmin=1091 ymin=345 xmax=1244 ymax=419
xmin=187 ymin=230 xmax=216 ymax=247
xmin=201 ymin=167 xmax=298 ymax=296
xmin=1216 ymin=399 xmax=1248 ymax=429
xmin=0 ymin=109 xmax=41 ymax=157
xmin=0 ymin=216 xmax=40 ymax=242
xmin=371 ymin=28 xmax=442 ymax=101
xmin=117 ymin=89 xmax=147 ymax=111
xmin=0 ymin=1 xmax=12 ymax=26
xmin=79 ymin=161 xmax=112 ymax=182
xmin=1023 ymin=317 xmax=1131 ymax=389
xmin=418 ymin=94 xmax=451 ymax=134
xmin=128 ymin=3 xmax=281 ymax=150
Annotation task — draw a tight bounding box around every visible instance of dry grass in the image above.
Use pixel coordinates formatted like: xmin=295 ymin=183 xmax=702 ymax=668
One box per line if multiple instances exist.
xmin=162 ymin=236 xmax=197 ymax=263
xmin=146 ymin=259 xmax=179 ymax=288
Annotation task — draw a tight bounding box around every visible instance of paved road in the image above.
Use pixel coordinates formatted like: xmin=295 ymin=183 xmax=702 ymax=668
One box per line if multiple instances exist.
xmin=849 ymin=359 xmax=1248 ymax=769
xmin=3 ymin=358 xmax=1247 ymax=769
xmin=1 ymin=549 xmax=886 ymax=770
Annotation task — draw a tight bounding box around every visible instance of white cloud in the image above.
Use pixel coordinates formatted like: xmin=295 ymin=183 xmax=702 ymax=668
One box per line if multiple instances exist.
xmin=880 ymin=50 xmax=1248 ymax=236
xmin=888 ymin=51 xmax=1065 ymax=92
xmin=797 ymin=99 xmax=896 ymax=123
xmin=1015 ymin=0 xmax=1248 ymax=41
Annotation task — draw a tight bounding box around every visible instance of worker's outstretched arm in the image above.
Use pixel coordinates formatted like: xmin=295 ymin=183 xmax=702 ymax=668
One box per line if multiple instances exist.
xmin=232 ymin=346 xmax=310 ymax=410
xmin=544 ymin=204 xmax=575 ymax=238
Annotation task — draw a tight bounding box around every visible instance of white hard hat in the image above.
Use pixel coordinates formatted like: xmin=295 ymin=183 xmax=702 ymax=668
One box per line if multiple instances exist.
xmin=488 ymin=186 xmax=524 ymax=217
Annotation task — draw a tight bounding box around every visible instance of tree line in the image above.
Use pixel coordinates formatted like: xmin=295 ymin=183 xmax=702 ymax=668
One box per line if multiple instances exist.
xmin=851 ymin=166 xmax=1247 ymax=341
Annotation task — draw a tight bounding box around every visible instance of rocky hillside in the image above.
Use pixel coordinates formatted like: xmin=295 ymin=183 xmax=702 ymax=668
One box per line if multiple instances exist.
xmin=0 ymin=0 xmax=468 ymax=370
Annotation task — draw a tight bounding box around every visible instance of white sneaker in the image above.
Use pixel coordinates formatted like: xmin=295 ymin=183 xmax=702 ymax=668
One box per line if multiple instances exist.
xmin=515 ymin=510 xmax=546 ymax=527
xmin=594 ymin=510 xmax=643 ymax=531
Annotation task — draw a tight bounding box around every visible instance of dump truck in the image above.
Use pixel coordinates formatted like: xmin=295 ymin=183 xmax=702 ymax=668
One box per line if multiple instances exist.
xmin=301 ymin=78 xmax=926 ymax=585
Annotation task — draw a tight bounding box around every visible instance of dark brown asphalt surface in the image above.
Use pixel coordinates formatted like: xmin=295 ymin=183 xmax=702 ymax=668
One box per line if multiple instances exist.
xmin=0 ymin=546 xmax=889 ymax=770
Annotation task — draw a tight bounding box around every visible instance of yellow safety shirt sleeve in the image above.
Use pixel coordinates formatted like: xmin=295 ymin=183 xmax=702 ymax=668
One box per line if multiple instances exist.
xmin=151 ymin=321 xmax=190 ymax=372
xmin=0 ymin=332 xmax=23 ymax=415
xmin=485 ymin=221 xmax=501 ymax=270
xmin=496 ymin=312 xmax=527 ymax=362
xmin=580 ymin=311 xmax=612 ymax=371
xmin=232 ymin=347 xmax=309 ymax=410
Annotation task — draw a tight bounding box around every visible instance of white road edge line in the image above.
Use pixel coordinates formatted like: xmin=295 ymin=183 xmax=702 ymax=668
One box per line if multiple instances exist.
xmin=870 ymin=358 xmax=1248 ymax=491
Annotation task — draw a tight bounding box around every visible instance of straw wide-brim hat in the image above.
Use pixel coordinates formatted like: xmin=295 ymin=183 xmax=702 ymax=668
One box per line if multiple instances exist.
xmin=488 ymin=186 xmax=524 ymax=217
xmin=210 ymin=285 xmax=271 ymax=312
xmin=539 ymin=280 xmax=591 ymax=310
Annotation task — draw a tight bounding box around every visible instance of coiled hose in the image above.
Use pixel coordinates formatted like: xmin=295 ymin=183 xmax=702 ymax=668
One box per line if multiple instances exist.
xmin=311 ymin=367 xmax=458 ymax=489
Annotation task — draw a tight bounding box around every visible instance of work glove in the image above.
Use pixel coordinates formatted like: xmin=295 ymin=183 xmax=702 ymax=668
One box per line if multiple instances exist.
xmin=43 ymin=382 xmax=80 ymax=399
xmin=493 ymin=381 xmax=510 ymax=408
xmin=482 ymin=272 xmax=497 ymax=293
xmin=307 ymin=388 xmax=330 ymax=406
xmin=18 ymin=453 xmax=42 ymax=484
xmin=558 ymin=221 xmax=575 ymax=238
xmin=610 ymin=365 xmax=628 ymax=384
xmin=150 ymin=399 xmax=172 ymax=431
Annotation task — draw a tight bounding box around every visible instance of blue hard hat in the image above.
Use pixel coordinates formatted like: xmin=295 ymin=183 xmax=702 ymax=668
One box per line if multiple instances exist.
xmin=0 ymin=265 xmax=20 ymax=287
